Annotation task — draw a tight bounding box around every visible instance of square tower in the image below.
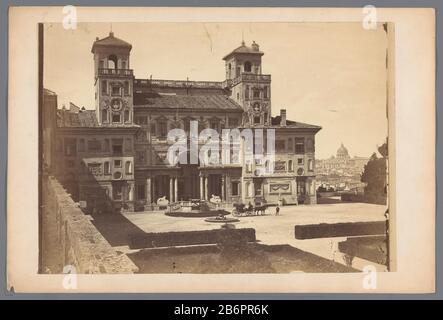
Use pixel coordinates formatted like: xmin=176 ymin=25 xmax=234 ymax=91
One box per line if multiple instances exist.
xmin=91 ymin=32 xmax=134 ymax=126
xmin=223 ymin=41 xmax=272 ymax=126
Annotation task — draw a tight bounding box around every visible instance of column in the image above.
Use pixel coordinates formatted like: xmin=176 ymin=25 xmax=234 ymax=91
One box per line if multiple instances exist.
xmin=221 ymin=175 xmax=225 ymax=201
xmin=294 ymin=178 xmax=298 ymax=205
xmin=128 ymin=182 xmax=135 ymax=201
xmin=169 ymin=177 xmax=173 ymax=203
xmin=146 ymin=177 xmax=151 ymax=204
xmin=174 ymin=177 xmax=178 ymax=202
xmin=151 ymin=177 xmax=156 ymax=204
xmin=204 ymin=175 xmax=209 ymax=200
xmin=200 ymin=175 xmax=204 ymax=200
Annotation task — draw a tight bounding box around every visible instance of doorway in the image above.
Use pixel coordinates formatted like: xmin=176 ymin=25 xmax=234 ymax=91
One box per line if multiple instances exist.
xmin=208 ymin=174 xmax=222 ymax=198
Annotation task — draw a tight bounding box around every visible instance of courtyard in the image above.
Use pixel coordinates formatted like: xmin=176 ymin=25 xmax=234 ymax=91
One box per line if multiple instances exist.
xmin=90 ymin=202 xmax=387 ymax=272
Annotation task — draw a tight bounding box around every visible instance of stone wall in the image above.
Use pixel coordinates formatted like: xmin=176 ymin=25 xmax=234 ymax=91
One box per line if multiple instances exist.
xmin=41 ymin=175 xmax=139 ymax=273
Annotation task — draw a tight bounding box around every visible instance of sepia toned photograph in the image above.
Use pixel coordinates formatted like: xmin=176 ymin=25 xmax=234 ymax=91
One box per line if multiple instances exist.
xmin=6 ymin=7 xmax=435 ymax=293
xmin=40 ymin=21 xmax=392 ymax=275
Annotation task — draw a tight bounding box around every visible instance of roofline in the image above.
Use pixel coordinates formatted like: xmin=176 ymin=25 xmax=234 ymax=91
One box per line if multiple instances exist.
xmin=133 ymin=105 xmax=244 ymax=113
xmin=56 ymin=126 xmax=141 ymax=133
xmin=222 ymin=51 xmax=264 ymax=61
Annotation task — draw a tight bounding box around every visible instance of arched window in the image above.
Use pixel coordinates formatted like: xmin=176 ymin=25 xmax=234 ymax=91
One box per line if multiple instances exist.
xmin=108 ymin=54 xmax=118 ymax=69
xmin=125 ymin=161 xmax=132 ymax=174
xmin=244 ymin=61 xmax=252 ymax=72
xmin=104 ymin=161 xmax=110 ymax=175
xmin=308 ymin=159 xmax=314 ymax=172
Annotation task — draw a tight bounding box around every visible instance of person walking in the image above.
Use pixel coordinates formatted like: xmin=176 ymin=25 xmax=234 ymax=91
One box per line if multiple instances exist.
xmin=275 ymin=205 xmax=280 ymax=216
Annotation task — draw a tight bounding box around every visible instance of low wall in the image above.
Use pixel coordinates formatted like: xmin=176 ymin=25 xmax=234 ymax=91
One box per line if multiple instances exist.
xmin=42 ymin=176 xmax=139 ymax=273
xmin=129 ymin=228 xmax=256 ymax=249
xmin=294 ymin=221 xmax=386 ymax=240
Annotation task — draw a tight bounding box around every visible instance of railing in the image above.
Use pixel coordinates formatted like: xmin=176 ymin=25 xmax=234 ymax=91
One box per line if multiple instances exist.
xmin=134 ymin=78 xmax=225 ymax=89
xmin=133 ymin=73 xmax=270 ymax=89
xmin=98 ymin=68 xmax=134 ymax=77
xmin=230 ymin=73 xmax=271 ymax=86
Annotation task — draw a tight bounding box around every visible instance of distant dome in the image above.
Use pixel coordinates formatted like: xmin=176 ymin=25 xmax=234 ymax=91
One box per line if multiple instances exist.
xmin=337 ymin=143 xmax=350 ymax=159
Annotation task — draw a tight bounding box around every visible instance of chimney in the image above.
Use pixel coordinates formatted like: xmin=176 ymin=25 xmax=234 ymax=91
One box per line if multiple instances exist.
xmin=251 ymin=41 xmax=260 ymax=51
xmin=280 ymin=109 xmax=287 ymax=126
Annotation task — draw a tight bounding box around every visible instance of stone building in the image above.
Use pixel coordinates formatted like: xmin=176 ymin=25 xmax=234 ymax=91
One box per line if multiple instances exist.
xmin=52 ymin=32 xmax=321 ymax=212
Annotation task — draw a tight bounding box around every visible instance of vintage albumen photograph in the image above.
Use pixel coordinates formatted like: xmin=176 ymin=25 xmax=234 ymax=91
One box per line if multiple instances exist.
xmin=39 ymin=21 xmax=393 ymax=275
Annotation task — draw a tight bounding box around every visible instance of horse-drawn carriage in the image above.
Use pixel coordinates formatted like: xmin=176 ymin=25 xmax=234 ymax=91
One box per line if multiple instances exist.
xmin=231 ymin=201 xmax=269 ymax=217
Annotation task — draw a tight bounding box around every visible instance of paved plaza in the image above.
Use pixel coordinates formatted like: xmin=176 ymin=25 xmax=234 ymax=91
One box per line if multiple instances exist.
xmin=114 ymin=202 xmax=387 ymax=265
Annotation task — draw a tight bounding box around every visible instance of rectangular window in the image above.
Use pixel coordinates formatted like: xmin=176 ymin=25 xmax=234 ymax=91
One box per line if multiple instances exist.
xmin=264 ymin=86 xmax=268 ymax=99
xmin=114 ymin=159 xmax=122 ymax=168
xmin=125 ymin=138 xmax=132 ymax=152
xmin=101 ymin=80 xmax=107 ymax=94
xmin=124 ymin=81 xmax=130 ymax=95
xmin=150 ymin=123 xmax=156 ymax=135
xmin=245 ymin=85 xmax=249 ymax=100
xmin=104 ymin=161 xmax=110 ymax=175
xmin=231 ymin=182 xmax=239 ymax=196
xmin=112 ymin=139 xmax=123 ymax=155
xmin=158 ymin=121 xmax=168 ymax=138
xmin=297 ymin=158 xmax=304 ymax=165
xmin=275 ymin=140 xmax=286 ymax=153
xmin=253 ymin=89 xmax=260 ymax=98
xmin=111 ymin=86 xmax=120 ymax=96
xmin=112 ymin=113 xmax=121 ymax=123
xmin=137 ymin=184 xmax=146 ymax=200
xmin=254 ymin=116 xmax=261 ymax=124
xmin=137 ymin=151 xmax=145 ymax=163
xmin=64 ymin=138 xmax=77 ymax=156
xmin=124 ymin=110 xmax=130 ymax=123
xmin=102 ymin=109 xmax=108 ymax=123
xmin=87 ymin=139 xmax=101 ymax=152
xmin=295 ymin=138 xmax=305 ymax=154
xmin=288 ymin=138 xmax=293 ymax=152
xmin=99 ymin=60 xmax=105 ymax=69
xmin=104 ymin=139 xmax=110 ymax=152
xmin=78 ymin=139 xmax=85 ymax=152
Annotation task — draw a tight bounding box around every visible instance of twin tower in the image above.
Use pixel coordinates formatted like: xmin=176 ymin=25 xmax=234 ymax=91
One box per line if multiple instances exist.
xmin=91 ymin=32 xmax=272 ymax=127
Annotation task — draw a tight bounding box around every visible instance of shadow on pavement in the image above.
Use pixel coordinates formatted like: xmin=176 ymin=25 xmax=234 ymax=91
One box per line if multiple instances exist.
xmin=90 ymin=213 xmax=147 ymax=247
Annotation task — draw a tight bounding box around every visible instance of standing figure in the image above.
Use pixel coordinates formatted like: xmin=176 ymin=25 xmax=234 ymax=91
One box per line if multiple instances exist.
xmin=275 ymin=205 xmax=280 ymax=216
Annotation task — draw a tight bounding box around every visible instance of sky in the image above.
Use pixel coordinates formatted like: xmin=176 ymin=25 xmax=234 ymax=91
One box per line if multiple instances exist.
xmin=44 ymin=22 xmax=388 ymax=159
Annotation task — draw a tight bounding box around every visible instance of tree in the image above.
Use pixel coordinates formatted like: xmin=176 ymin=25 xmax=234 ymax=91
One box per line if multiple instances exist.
xmin=360 ymin=140 xmax=388 ymax=205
